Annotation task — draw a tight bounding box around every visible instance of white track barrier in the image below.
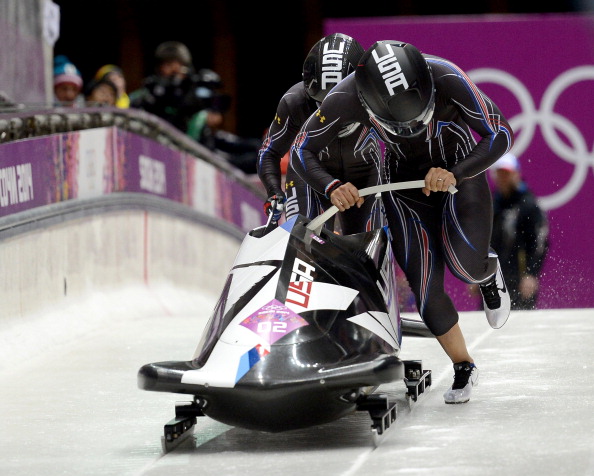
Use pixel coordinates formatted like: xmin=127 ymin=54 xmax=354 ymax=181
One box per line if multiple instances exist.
xmin=0 ymin=210 xmax=241 ymax=368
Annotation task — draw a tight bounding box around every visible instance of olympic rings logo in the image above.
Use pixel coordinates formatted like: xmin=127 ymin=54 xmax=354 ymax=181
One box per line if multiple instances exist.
xmin=469 ymin=66 xmax=594 ymax=211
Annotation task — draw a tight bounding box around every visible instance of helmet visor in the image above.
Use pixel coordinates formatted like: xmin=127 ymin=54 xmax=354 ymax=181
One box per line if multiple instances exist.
xmin=359 ymin=89 xmax=435 ymax=138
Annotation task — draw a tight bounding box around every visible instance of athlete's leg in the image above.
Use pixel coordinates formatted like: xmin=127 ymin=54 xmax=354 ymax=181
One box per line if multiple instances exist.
xmin=436 ymin=323 xmax=472 ymax=364
xmin=442 ymin=173 xmax=510 ymax=328
xmin=382 ymin=189 xmax=459 ymax=337
xmin=340 ymin=163 xmax=386 ymax=234
xmin=441 ymin=173 xmax=496 ymax=283
xmin=384 ymin=188 xmax=478 ymax=403
xmin=284 ymin=166 xmax=322 ymax=221
xmin=330 ymin=128 xmax=385 ymax=234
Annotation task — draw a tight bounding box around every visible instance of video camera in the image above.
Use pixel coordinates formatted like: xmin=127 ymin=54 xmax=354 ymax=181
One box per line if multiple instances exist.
xmin=142 ymin=67 xmax=231 ymax=119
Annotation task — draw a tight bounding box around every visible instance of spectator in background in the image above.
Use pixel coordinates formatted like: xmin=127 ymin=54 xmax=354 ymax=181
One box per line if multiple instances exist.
xmin=129 ymin=40 xmax=225 ymax=135
xmin=84 ymin=77 xmax=118 ymax=107
xmin=489 ymin=153 xmax=549 ymax=310
xmin=130 ymin=40 xmax=258 ymax=174
xmin=94 ymin=64 xmax=129 ymax=108
xmin=53 ymin=55 xmax=84 ymax=107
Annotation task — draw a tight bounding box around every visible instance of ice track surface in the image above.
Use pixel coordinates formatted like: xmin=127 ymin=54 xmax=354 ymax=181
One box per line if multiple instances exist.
xmin=1 ymin=284 xmax=593 ymax=476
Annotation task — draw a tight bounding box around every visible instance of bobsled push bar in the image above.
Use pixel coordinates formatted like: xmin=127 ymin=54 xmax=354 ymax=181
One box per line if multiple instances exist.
xmin=306 ymin=180 xmax=457 ymax=235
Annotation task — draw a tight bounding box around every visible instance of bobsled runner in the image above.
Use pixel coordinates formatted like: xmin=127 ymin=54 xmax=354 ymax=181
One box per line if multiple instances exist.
xmin=138 ymin=181 xmax=444 ymax=450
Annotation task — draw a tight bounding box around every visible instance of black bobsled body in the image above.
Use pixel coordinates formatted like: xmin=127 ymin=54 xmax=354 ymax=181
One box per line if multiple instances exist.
xmin=139 ymin=214 xmax=426 ymax=433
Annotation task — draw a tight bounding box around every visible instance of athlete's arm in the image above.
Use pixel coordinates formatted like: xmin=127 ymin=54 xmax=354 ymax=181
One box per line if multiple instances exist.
xmin=429 ymin=58 xmax=514 ymax=182
xmin=291 ymin=75 xmax=367 ymax=200
xmin=257 ymin=83 xmax=310 ymax=198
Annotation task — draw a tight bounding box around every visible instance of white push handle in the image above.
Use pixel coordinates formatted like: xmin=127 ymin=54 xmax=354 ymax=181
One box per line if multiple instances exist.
xmin=306 ymin=180 xmax=457 ymax=234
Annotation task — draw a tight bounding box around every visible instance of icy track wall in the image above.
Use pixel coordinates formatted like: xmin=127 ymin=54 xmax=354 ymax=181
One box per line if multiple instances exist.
xmin=0 ymin=108 xmax=267 ymax=324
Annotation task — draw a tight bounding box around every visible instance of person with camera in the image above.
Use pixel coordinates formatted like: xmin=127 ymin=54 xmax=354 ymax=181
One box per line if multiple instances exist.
xmin=130 ymin=41 xmax=259 ymax=174
xmin=129 ymin=40 xmax=225 ymax=136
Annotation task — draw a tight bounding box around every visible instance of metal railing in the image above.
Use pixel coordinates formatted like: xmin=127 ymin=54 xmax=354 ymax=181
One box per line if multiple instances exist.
xmin=0 ymin=105 xmax=265 ymax=198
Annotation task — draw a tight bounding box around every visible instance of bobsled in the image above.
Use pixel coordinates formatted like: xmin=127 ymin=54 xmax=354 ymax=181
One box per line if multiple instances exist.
xmin=138 ymin=181 xmax=439 ymax=449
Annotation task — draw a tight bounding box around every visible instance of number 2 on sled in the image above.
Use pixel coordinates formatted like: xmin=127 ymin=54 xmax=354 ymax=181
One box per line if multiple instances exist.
xmin=257 ymin=321 xmax=289 ymax=333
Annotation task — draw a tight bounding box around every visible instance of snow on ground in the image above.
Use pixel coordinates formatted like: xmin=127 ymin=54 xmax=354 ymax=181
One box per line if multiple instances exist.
xmin=1 ymin=284 xmax=593 ymax=476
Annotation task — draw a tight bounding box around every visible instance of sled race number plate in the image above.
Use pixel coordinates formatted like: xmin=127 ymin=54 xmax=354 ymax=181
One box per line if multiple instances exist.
xmin=241 ymin=299 xmax=308 ymax=345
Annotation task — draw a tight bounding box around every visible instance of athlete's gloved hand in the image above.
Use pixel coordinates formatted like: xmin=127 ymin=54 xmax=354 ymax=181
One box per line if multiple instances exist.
xmin=263 ymin=191 xmax=286 ymax=223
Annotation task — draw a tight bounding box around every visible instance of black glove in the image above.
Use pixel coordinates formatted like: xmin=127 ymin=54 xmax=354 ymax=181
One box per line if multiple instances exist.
xmin=263 ymin=191 xmax=286 ymax=223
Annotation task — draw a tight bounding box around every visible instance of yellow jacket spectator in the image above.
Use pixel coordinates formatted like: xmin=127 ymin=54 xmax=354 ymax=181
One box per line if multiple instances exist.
xmin=94 ymin=64 xmax=129 ymax=108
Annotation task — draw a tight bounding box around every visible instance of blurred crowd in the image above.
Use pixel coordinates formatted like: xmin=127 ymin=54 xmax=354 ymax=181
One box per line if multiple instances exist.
xmin=53 ymin=41 xmax=259 ymax=174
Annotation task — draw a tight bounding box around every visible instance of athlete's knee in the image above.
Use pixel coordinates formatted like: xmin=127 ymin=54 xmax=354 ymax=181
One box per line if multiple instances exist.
xmin=418 ymin=296 xmax=458 ymax=336
xmin=421 ymin=311 xmax=458 ymax=337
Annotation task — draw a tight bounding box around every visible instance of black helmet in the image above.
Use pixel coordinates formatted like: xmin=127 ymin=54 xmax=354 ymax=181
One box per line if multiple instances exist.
xmin=303 ymin=33 xmax=364 ymax=103
xmin=355 ymin=41 xmax=435 ymax=137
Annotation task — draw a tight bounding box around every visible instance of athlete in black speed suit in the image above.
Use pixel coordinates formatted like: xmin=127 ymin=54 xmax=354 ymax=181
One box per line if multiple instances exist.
xmin=291 ymin=40 xmax=515 ymax=404
xmin=257 ymin=33 xmax=384 ymax=234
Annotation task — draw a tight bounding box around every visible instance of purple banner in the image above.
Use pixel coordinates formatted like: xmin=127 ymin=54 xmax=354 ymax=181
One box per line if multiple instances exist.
xmin=0 ymin=136 xmax=59 ymax=212
xmin=122 ymin=132 xmax=185 ymax=202
xmin=326 ymin=13 xmax=594 ymax=309
xmin=0 ymin=128 xmax=266 ymax=234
